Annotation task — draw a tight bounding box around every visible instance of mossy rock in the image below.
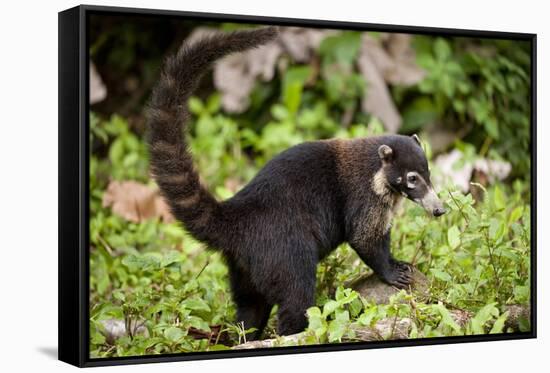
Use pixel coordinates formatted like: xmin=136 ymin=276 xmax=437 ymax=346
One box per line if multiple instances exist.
xmin=350 ymin=267 xmax=429 ymax=304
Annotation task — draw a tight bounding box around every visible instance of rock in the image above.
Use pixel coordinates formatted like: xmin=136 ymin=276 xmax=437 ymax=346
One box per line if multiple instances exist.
xmin=352 ymin=317 xmax=412 ymax=340
xmin=449 ymin=309 xmax=473 ymax=328
xmin=504 ymin=304 xmax=530 ymax=331
xmin=99 ymin=318 xmax=149 ymax=345
xmin=350 ymin=267 xmax=429 ymax=304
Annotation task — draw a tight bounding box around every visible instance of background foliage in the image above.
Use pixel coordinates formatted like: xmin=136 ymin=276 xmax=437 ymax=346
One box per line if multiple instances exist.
xmin=89 ymin=16 xmax=532 ymax=357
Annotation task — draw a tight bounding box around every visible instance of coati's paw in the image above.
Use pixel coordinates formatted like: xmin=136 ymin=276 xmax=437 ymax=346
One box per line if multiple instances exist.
xmin=392 ymin=259 xmax=413 ymax=273
xmin=384 ymin=261 xmax=413 ymax=289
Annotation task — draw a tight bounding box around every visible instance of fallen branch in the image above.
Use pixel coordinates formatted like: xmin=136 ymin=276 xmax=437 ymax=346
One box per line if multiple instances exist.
xmin=233 ymin=317 xmax=412 ymax=350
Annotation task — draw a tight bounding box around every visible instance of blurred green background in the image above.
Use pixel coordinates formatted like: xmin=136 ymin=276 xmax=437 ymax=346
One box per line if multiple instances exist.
xmin=89 ymin=15 xmax=532 ymax=357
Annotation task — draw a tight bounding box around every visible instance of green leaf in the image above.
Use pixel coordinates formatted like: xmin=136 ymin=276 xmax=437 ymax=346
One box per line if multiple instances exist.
xmin=112 ymin=290 xmax=126 ymax=302
xmin=431 ymin=269 xmax=452 ymax=282
xmin=357 ymin=306 xmax=378 ymax=327
xmin=447 ymin=225 xmax=461 ymax=250
xmin=518 ymin=317 xmax=531 ymax=332
xmin=490 ymin=311 xmax=509 ymax=334
xmin=208 ymin=344 xmax=231 ymax=351
xmin=282 ymin=66 xmax=312 ymax=114
xmin=271 ymin=104 xmax=289 ymax=121
xmin=508 ymin=206 xmax=523 ymax=224
xmin=188 ymin=97 xmax=204 ymax=115
xmin=334 ymin=287 xmax=358 ymax=304
xmin=91 ymin=330 xmax=106 ymax=345
xmin=215 ymin=186 xmax=234 ymax=200
xmin=470 ymin=303 xmax=499 ymax=334
xmin=161 ymin=251 xmax=183 ymax=267
xmin=327 ymin=310 xmax=349 ymax=342
xmin=319 ymin=32 xmax=362 ymax=65
xmin=488 ymin=218 xmax=506 ymax=242
xmin=181 ymin=298 xmax=211 ymax=313
xmin=435 ymin=304 xmax=462 ymax=334
xmin=493 ymin=186 xmax=505 ymax=210
xmin=322 ymin=300 xmax=340 ymax=318
xmin=306 ymin=307 xmax=327 ymax=338
xmin=164 ymin=327 xmax=185 ymax=343
xmin=206 ymin=94 xmax=221 ymax=114
xmin=307 ymin=307 xmax=322 ymax=318
xmin=434 ymin=38 xmax=452 ymax=61
xmin=186 ymin=316 xmax=211 ymax=332
xmin=349 ymin=298 xmax=363 ymax=318
xmin=484 ymin=117 xmax=500 ymax=140
xmin=513 ymin=285 xmax=530 ymax=303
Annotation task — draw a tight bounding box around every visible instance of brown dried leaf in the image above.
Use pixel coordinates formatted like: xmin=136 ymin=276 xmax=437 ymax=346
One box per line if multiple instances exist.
xmin=102 ymin=180 xmax=174 ymax=223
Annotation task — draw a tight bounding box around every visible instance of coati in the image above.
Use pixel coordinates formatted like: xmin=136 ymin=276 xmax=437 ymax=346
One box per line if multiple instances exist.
xmin=147 ymin=26 xmax=446 ymax=339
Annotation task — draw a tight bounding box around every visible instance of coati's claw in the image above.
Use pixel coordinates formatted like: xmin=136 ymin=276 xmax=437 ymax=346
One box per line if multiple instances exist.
xmin=384 ymin=260 xmax=414 ymax=288
xmin=398 ymin=262 xmax=413 ymax=273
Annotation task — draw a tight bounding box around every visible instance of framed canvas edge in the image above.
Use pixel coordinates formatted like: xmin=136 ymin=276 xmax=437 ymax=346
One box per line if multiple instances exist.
xmin=58 ymin=4 xmax=538 ymax=368
xmin=59 ymin=5 xmax=87 ymax=368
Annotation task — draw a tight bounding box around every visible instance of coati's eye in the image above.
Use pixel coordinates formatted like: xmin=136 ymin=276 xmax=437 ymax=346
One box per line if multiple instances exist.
xmin=406 ymin=172 xmax=418 ymax=189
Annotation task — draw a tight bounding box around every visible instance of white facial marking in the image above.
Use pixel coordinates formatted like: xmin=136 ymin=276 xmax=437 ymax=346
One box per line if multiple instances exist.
xmin=372 ymin=168 xmax=389 ymax=196
xmin=419 ymin=187 xmax=443 ymax=212
xmin=384 ymin=195 xmax=403 ymax=232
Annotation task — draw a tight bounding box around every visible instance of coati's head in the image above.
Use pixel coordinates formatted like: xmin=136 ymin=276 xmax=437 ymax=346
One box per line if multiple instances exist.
xmin=376 ymin=134 xmax=446 ymax=217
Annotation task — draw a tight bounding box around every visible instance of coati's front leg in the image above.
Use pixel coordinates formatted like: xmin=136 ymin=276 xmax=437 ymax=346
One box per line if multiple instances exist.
xmin=351 ymin=230 xmax=413 ymax=288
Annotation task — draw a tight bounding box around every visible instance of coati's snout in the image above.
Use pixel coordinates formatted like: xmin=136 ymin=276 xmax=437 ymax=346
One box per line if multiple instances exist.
xmin=377 ymin=134 xmax=447 ymax=218
xmin=416 ymin=185 xmax=446 ymax=217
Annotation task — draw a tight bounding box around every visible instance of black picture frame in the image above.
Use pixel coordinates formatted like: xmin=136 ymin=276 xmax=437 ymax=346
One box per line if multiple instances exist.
xmin=58 ymin=4 xmax=537 ymax=368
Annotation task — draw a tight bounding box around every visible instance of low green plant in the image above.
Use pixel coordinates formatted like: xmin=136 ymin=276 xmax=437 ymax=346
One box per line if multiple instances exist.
xmin=88 ymin=30 xmax=531 ymax=356
xmin=90 ymin=110 xmax=530 ymax=355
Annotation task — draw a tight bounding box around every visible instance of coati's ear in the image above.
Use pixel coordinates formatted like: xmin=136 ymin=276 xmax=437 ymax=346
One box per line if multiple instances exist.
xmin=378 ymin=144 xmax=393 ymax=162
xmin=411 ymin=134 xmax=422 ymax=147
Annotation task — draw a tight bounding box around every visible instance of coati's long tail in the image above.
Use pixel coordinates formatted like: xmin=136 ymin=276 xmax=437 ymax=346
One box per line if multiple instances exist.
xmin=147 ymin=27 xmax=279 ymax=244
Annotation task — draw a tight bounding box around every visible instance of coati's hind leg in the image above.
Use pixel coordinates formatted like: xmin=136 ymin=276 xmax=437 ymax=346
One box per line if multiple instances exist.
xmin=234 ymin=295 xmax=272 ymax=341
xmin=229 ymin=266 xmax=273 ymax=340
xmin=275 ymin=261 xmax=317 ymax=336
xmin=352 ymin=230 xmax=413 ymax=288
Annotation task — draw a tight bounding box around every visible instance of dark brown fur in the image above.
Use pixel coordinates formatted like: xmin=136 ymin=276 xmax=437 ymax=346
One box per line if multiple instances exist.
xmin=147 ymin=27 xmax=435 ymax=338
